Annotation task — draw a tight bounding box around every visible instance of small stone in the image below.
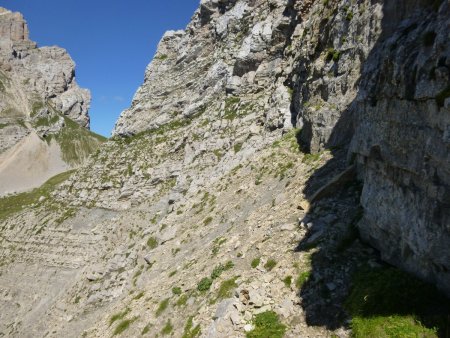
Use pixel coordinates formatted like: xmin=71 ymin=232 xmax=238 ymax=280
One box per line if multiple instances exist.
xmin=244 ymin=324 xmax=254 ymax=332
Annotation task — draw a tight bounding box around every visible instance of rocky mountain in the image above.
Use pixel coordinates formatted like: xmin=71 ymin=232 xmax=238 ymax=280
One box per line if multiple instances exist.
xmin=0 ymin=7 xmax=105 ymax=196
xmin=0 ymin=1 xmax=449 ymax=338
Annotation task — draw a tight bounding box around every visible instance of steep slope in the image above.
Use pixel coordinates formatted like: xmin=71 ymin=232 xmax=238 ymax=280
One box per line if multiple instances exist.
xmin=0 ymin=1 xmax=449 ymax=338
xmin=0 ymin=7 xmax=105 ymax=196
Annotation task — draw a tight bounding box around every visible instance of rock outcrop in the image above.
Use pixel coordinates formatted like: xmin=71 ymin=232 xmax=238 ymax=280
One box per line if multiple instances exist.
xmin=0 ymin=7 xmax=104 ymax=195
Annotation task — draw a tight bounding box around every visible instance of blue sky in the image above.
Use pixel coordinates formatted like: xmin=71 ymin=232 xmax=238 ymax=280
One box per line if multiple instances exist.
xmin=1 ymin=0 xmax=200 ymax=136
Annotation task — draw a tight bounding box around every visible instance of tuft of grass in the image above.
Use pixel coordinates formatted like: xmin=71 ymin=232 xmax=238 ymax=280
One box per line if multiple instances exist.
xmin=282 ymin=276 xmax=292 ymax=288
xmin=147 ymin=236 xmax=158 ymax=249
xmin=295 ymin=271 xmax=310 ymax=289
xmin=203 ymin=216 xmax=213 ymax=226
xmin=141 ymin=323 xmax=152 ymax=335
xmin=264 ymin=259 xmax=277 ymax=271
xmin=182 ymin=316 xmax=201 ymax=338
xmin=217 ymin=277 xmax=238 ymax=300
xmin=233 ymin=142 xmax=243 ymax=153
xmin=172 ymin=287 xmax=182 ymax=295
xmin=346 ymin=266 xmax=450 ymax=337
xmin=176 ymin=294 xmax=189 ymax=307
xmin=161 ymin=320 xmax=173 ymax=335
xmin=246 ymin=311 xmax=287 ymax=338
xmin=110 ymin=308 xmax=130 ymax=326
xmin=113 ymin=318 xmax=136 ymax=336
xmin=251 ymin=257 xmax=261 ymax=269
xmin=211 ymin=261 xmax=234 ymax=280
xmin=197 ymin=277 xmax=213 ymax=292
xmin=156 ymin=298 xmax=170 ymax=317
xmin=133 ymin=291 xmax=145 ymax=300
xmin=326 ymin=48 xmax=341 ymax=62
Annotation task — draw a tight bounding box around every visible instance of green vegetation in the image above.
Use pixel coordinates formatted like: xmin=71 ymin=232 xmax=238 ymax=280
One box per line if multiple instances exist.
xmin=45 ymin=116 xmax=106 ymax=166
xmin=197 ymin=277 xmax=213 ymax=292
xmin=133 ymin=291 xmax=144 ymax=300
xmin=0 ymin=170 xmax=75 ymax=222
xmin=31 ymin=101 xmax=44 ymax=117
xmin=233 ymin=142 xmax=243 ymax=153
xmin=295 ymin=271 xmax=310 ymax=288
xmin=264 ymin=259 xmax=277 ymax=271
xmin=182 ymin=316 xmax=201 ymax=338
xmin=302 ymin=152 xmax=321 ymax=164
xmin=251 ymin=257 xmax=261 ymax=269
xmin=282 ymin=276 xmax=292 ymax=288
xmin=155 ymin=54 xmax=168 ymax=61
xmin=156 ymin=298 xmax=170 ymax=316
xmin=203 ymin=216 xmax=213 ymax=226
xmin=141 ymin=323 xmax=152 ymax=335
xmin=326 ymin=48 xmax=341 ymax=62
xmin=172 ymin=287 xmax=182 ymax=295
xmin=147 ymin=236 xmax=158 ymax=249
xmin=217 ymin=277 xmax=238 ymax=300
xmin=34 ymin=114 xmax=60 ymax=128
xmin=211 ymin=237 xmax=227 ymax=256
xmin=176 ymin=294 xmax=189 ymax=307
xmin=113 ymin=318 xmax=136 ymax=336
xmin=161 ymin=320 xmax=173 ymax=335
xmin=345 ymin=266 xmax=450 ymax=337
xmin=109 ymin=308 xmax=130 ymax=326
xmin=246 ymin=311 xmax=286 ymax=338
xmin=0 ymin=123 xmax=8 ymax=129
xmin=211 ymin=261 xmax=234 ymax=280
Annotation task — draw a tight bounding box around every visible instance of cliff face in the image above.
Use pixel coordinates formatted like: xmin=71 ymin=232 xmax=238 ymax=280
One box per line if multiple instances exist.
xmin=0 ymin=1 xmax=449 ymax=337
xmin=0 ymin=7 xmax=104 ymax=195
xmin=349 ymin=2 xmax=450 ymax=295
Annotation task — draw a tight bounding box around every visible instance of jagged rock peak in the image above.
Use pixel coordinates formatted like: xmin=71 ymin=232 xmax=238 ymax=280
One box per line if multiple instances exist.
xmin=0 ymin=6 xmax=91 ymax=128
xmin=0 ymin=7 xmax=29 ymax=42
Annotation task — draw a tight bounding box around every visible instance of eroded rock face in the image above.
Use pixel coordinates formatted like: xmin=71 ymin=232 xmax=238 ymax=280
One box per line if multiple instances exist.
xmin=350 ymin=2 xmax=450 ymax=295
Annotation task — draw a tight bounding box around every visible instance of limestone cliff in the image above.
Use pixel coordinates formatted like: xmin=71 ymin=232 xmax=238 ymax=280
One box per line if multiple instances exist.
xmin=0 ymin=7 xmax=104 ymax=196
xmin=0 ymin=1 xmax=449 ymax=338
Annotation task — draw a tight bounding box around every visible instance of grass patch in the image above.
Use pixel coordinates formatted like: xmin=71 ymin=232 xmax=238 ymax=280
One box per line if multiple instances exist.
xmin=197 ymin=277 xmax=213 ymax=292
xmin=264 ymin=259 xmax=277 ymax=271
xmin=0 ymin=170 xmax=75 ymax=222
xmin=161 ymin=320 xmax=173 ymax=335
xmin=326 ymin=48 xmax=341 ymax=62
xmin=45 ymin=116 xmax=106 ymax=166
xmin=251 ymin=257 xmax=261 ymax=269
xmin=345 ymin=266 xmax=450 ymax=337
xmin=156 ymin=298 xmax=170 ymax=317
xmin=234 ymin=142 xmax=243 ymax=153
xmin=282 ymin=276 xmax=292 ymax=288
xmin=182 ymin=316 xmax=201 ymax=338
xmin=295 ymin=271 xmax=310 ymax=289
xmin=217 ymin=277 xmax=238 ymax=300
xmin=211 ymin=260 xmax=234 ymax=280
xmin=109 ymin=308 xmax=130 ymax=326
xmin=172 ymin=287 xmax=182 ymax=295
xmin=203 ymin=216 xmax=213 ymax=226
xmin=176 ymin=294 xmax=189 ymax=307
xmin=246 ymin=311 xmax=286 ymax=338
xmin=147 ymin=236 xmax=158 ymax=249
xmin=113 ymin=318 xmax=136 ymax=336
xmin=141 ymin=323 xmax=152 ymax=335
